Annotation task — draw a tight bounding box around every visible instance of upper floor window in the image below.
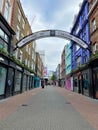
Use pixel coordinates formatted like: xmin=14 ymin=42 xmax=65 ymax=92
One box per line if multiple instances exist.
xmin=22 ymin=18 xmax=25 ymax=29
xmin=0 ymin=0 xmax=3 ymax=12
xmin=90 ymin=0 xmax=97 ymax=9
xmin=82 ymin=29 xmax=86 ymax=41
xmin=26 ymin=45 xmax=28 ymax=52
xmin=27 ymin=31 xmax=29 ymax=35
xmin=76 ymin=45 xmax=80 ymax=51
xmin=21 ymin=33 xmax=24 ymax=39
xmin=25 ymin=58 xmax=28 ymax=65
xmin=76 ymin=56 xmax=81 ymax=67
xmin=28 ymin=47 xmax=30 ymax=55
xmin=4 ymin=0 xmax=11 ymax=21
xmin=19 ymin=50 xmax=23 ymax=62
xmin=93 ymin=42 xmax=98 ymax=54
xmin=0 ymin=28 xmax=9 ymax=51
xmin=76 ymin=24 xmax=80 ymax=35
xmin=18 ymin=9 xmax=21 ymax=22
xmin=16 ymin=26 xmax=20 ymax=40
xmin=81 ymin=12 xmax=86 ymax=24
xmin=14 ymin=48 xmax=18 ymax=59
xmin=92 ymin=19 xmax=96 ymax=32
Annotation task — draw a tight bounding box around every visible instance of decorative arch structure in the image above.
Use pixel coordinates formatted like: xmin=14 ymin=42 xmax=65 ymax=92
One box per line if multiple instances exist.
xmin=14 ymin=30 xmax=89 ymax=50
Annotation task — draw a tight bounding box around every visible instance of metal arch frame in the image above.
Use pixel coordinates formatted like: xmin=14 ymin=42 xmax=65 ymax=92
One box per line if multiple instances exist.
xmin=14 ymin=29 xmax=89 ymax=50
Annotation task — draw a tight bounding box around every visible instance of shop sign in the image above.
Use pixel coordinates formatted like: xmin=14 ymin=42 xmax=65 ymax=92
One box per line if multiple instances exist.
xmin=15 ymin=30 xmax=88 ymax=50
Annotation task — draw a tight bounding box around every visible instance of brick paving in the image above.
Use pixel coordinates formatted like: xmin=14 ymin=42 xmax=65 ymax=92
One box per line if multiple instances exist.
xmin=0 ymin=86 xmax=95 ymax=130
xmin=0 ymin=88 xmax=41 ymax=121
xmin=56 ymin=87 xmax=98 ymax=130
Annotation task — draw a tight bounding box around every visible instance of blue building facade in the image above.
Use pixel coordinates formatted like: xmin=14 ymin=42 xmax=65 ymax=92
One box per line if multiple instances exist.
xmin=71 ymin=0 xmax=91 ymax=96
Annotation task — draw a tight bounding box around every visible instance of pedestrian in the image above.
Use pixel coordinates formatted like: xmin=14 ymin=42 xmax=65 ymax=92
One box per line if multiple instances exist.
xmin=41 ymin=79 xmax=44 ymax=89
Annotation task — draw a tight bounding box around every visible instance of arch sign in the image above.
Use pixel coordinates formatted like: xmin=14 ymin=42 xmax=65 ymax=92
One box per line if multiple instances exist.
xmin=14 ymin=30 xmax=88 ymax=50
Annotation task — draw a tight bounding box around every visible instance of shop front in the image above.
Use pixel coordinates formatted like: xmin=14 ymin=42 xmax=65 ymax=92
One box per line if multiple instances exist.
xmin=66 ymin=76 xmax=72 ymax=91
xmin=34 ymin=76 xmax=40 ymax=88
xmin=73 ymin=74 xmax=79 ymax=93
xmin=73 ymin=68 xmax=90 ymax=97
xmin=0 ymin=64 xmax=7 ymax=98
xmin=14 ymin=70 xmax=22 ymax=94
xmin=6 ymin=67 xmax=15 ymax=97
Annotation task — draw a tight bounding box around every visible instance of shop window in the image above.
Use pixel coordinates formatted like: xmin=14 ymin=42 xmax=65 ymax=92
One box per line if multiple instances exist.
xmin=14 ymin=71 xmax=22 ymax=92
xmin=23 ymin=75 xmax=27 ymax=92
xmin=0 ymin=66 xmax=7 ymax=95
xmin=74 ymin=77 xmax=78 ymax=90
xmin=83 ymin=73 xmax=88 ymax=89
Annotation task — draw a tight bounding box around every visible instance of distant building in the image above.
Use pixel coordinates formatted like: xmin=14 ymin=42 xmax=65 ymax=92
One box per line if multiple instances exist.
xmin=55 ymin=64 xmax=61 ymax=86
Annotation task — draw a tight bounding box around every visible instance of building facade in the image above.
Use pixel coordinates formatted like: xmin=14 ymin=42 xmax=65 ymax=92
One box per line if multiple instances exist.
xmin=55 ymin=64 xmax=61 ymax=86
xmin=0 ymin=0 xmax=38 ymax=99
xmin=35 ymin=52 xmax=44 ymax=88
xmin=71 ymin=0 xmax=91 ymax=96
xmin=88 ymin=0 xmax=98 ymax=98
xmin=0 ymin=13 xmax=15 ymax=98
xmin=61 ymin=45 xmax=66 ymax=87
xmin=65 ymin=42 xmax=73 ymax=90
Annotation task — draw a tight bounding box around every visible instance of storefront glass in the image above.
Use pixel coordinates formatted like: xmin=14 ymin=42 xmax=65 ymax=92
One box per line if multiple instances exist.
xmin=26 ymin=76 xmax=29 ymax=90
xmin=73 ymin=76 xmax=78 ymax=92
xmin=23 ymin=74 xmax=27 ymax=92
xmin=0 ymin=66 xmax=7 ymax=95
xmin=83 ymin=72 xmax=89 ymax=96
xmin=93 ymin=69 xmax=98 ymax=98
xmin=6 ymin=68 xmax=14 ymax=96
xmin=14 ymin=70 xmax=22 ymax=92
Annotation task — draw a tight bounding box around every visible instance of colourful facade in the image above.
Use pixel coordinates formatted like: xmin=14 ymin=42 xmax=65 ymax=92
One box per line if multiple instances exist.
xmin=71 ymin=0 xmax=91 ymax=96
xmin=65 ymin=42 xmax=72 ymax=90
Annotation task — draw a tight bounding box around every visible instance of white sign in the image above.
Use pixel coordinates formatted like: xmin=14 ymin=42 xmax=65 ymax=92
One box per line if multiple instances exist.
xmin=16 ymin=30 xmax=88 ymax=49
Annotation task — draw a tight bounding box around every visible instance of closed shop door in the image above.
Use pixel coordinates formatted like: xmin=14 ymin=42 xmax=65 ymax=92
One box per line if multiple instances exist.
xmin=6 ymin=68 xmax=14 ymax=97
xmin=0 ymin=66 xmax=7 ymax=96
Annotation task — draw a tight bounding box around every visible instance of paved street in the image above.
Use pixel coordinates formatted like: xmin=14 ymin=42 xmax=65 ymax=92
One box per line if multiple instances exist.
xmin=0 ymin=86 xmax=96 ymax=130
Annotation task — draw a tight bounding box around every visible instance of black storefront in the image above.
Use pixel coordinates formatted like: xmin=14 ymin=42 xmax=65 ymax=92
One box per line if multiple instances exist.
xmin=0 ymin=13 xmax=15 ymax=99
xmin=0 ymin=13 xmax=35 ymax=100
xmin=73 ymin=65 xmax=91 ymax=98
